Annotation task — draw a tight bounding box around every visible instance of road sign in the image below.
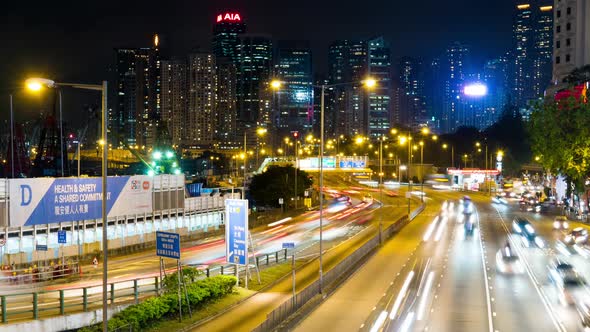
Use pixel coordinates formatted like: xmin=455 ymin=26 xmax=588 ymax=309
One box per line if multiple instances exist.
xmin=279 ymin=198 xmax=284 ymax=205
xmin=304 ymin=190 xmax=309 ymax=197
xmin=0 ymin=238 xmax=5 ymax=247
xmin=156 ymin=231 xmax=181 ymax=259
xmin=36 ymin=244 xmax=48 ymax=251
xmin=225 ymin=199 xmax=248 ymax=266
xmin=58 ymin=230 xmax=67 ymax=244
xmin=282 ymin=242 xmax=295 ymax=249
xmin=405 ymin=192 xmax=412 ymax=199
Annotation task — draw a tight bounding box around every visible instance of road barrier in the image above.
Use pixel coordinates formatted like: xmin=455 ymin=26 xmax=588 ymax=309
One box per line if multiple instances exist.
xmin=0 ymin=247 xmax=289 ymax=324
xmin=252 ymin=204 xmax=425 ymax=332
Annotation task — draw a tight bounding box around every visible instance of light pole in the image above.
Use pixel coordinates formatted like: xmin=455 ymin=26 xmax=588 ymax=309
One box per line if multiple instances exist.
xmin=378 ymin=135 xmax=384 ymax=244
xmin=9 ymin=95 xmax=14 ymax=178
xmin=316 ymin=77 xmax=376 ymax=294
xmin=27 ymin=78 xmax=108 ymax=332
xmin=419 ymin=141 xmax=424 ymax=202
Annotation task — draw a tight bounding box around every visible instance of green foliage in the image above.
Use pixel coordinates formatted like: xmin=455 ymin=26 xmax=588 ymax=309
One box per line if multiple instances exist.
xmin=162 ymin=266 xmax=201 ymax=290
xmin=77 ymin=275 xmax=237 ymax=332
xmin=529 ymin=96 xmax=590 ymax=192
xmin=250 ymin=165 xmax=313 ymax=207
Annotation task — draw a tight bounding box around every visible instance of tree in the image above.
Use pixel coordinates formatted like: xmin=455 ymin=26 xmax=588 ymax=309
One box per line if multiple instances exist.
xmin=564 ymin=65 xmax=590 ymax=85
xmin=249 ymin=165 xmax=313 ymax=208
xmin=529 ymin=96 xmax=590 ymax=192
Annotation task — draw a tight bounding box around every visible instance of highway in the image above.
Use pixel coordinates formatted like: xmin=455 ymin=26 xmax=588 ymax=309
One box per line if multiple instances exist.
xmin=0 ymin=177 xmax=410 ymax=323
xmin=296 ymin=190 xmax=590 ymax=332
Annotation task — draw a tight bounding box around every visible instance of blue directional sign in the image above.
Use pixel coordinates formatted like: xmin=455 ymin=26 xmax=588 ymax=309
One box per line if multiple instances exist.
xmin=36 ymin=244 xmax=48 ymax=251
xmin=225 ymin=199 xmax=248 ymax=266
xmin=57 ymin=230 xmax=67 ymax=244
xmin=282 ymin=242 xmax=295 ymax=249
xmin=156 ymin=231 xmax=181 ymax=259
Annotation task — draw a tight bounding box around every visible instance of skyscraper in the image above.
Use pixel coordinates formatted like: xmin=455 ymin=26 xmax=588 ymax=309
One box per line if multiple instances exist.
xmin=113 ymin=35 xmax=161 ymax=147
xmin=186 ymin=53 xmax=216 ymax=147
xmin=236 ymin=34 xmax=273 ymax=130
xmin=552 ymin=0 xmax=590 ymax=85
xmin=275 ymin=41 xmax=313 ymax=136
xmin=398 ymin=56 xmax=427 ymax=128
xmin=366 ymin=37 xmax=392 ymax=137
xmin=327 ymin=40 xmax=368 ymax=137
xmin=215 ymin=58 xmax=238 ymax=144
xmin=442 ymin=42 xmax=469 ymax=133
xmin=161 ymin=58 xmax=187 ymax=147
xmin=512 ymin=2 xmax=553 ymax=107
xmin=212 ymin=12 xmax=246 ymax=63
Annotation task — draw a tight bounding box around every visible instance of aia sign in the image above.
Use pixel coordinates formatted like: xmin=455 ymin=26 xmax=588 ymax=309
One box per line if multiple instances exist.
xmin=216 ymin=13 xmax=242 ymax=22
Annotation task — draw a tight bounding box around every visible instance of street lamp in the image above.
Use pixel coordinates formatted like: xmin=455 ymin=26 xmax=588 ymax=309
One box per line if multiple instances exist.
xmin=316 ymin=77 xmax=376 ymax=294
xmin=419 ymin=141 xmax=424 ymax=202
xmin=27 ymin=77 xmax=109 ymax=332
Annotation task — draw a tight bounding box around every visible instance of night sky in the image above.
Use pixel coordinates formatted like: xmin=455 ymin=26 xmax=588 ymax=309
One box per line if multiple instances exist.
xmin=1 ymin=0 xmax=513 ymax=126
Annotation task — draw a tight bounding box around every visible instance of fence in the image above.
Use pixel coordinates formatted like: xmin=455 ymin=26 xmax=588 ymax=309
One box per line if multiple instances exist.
xmin=0 ymin=248 xmax=288 ymax=324
xmin=252 ymin=204 xmax=425 ymax=332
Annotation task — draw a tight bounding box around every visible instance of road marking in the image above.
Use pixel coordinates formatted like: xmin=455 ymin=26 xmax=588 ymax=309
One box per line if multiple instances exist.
xmin=389 ymin=270 xmax=415 ymax=320
xmin=475 ymin=208 xmax=495 ymax=332
xmin=492 ymin=206 xmax=566 ymax=332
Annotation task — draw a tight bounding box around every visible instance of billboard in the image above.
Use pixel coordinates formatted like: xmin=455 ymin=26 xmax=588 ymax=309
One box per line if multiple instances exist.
xmin=9 ymin=176 xmax=152 ymax=226
xmin=225 ymin=199 xmax=248 ymax=266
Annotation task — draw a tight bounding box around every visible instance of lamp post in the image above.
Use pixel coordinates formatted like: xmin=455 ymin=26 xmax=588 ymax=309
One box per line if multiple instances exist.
xmin=419 ymin=141 xmax=424 ymax=202
xmin=315 ymin=77 xmax=376 ymax=294
xmin=9 ymin=95 xmax=14 ymax=178
xmin=378 ymin=135 xmax=384 ymax=244
xmin=27 ymin=78 xmax=108 ymax=332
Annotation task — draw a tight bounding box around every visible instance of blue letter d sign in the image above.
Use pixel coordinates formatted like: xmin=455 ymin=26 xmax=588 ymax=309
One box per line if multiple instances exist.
xmin=20 ymin=185 xmax=32 ymax=206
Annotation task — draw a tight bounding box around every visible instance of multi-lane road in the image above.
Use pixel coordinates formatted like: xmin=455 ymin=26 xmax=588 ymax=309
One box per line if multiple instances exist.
xmin=296 ymin=190 xmax=590 ymax=332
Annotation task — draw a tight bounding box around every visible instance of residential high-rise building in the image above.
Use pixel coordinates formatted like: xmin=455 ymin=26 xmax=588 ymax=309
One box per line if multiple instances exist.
xmin=552 ymin=0 xmax=590 ymax=85
xmin=512 ymin=2 xmax=553 ymax=107
xmin=366 ymin=37 xmax=392 ymax=137
xmin=398 ymin=56 xmax=427 ymax=128
xmin=212 ymin=12 xmax=246 ymax=63
xmin=275 ymin=41 xmax=313 ymax=136
xmin=483 ymin=55 xmax=511 ymax=123
xmin=327 ymin=40 xmax=368 ymax=137
xmin=186 ymin=53 xmax=216 ymax=148
xmin=112 ymin=35 xmax=161 ymax=147
xmin=161 ymin=58 xmax=187 ymax=147
xmin=425 ymin=58 xmax=443 ymax=131
xmin=215 ymin=58 xmax=238 ymax=144
xmin=236 ymin=35 xmax=273 ymax=132
xmin=442 ymin=42 xmax=469 ymax=133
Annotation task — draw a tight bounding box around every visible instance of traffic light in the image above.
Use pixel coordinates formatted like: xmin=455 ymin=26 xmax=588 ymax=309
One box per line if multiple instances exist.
xmin=292 ymin=131 xmax=299 ymax=139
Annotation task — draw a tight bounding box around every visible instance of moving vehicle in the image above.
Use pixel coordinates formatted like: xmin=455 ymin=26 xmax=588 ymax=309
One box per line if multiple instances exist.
xmin=548 ymin=259 xmax=575 ymax=285
xmin=496 ymin=243 xmax=524 ymax=274
xmin=565 ymin=227 xmax=589 ymax=245
xmin=460 ymin=196 xmax=474 ymax=214
xmin=512 ymin=218 xmax=544 ymax=248
xmin=553 ymin=216 xmax=569 ymax=230
xmin=492 ymin=195 xmax=508 ymax=204
xmin=558 ymin=273 xmax=588 ymax=306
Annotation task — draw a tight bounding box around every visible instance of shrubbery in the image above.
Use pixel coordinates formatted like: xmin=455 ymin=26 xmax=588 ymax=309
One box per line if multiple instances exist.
xmin=79 ymin=274 xmax=237 ymax=332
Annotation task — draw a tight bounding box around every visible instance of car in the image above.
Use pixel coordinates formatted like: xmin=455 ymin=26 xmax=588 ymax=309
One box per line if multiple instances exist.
xmin=565 ymin=227 xmax=589 ymax=245
xmin=362 ymin=194 xmax=373 ymax=203
xmin=558 ymin=273 xmax=588 ymax=306
xmin=512 ymin=218 xmax=531 ymax=234
xmin=548 ymin=259 xmax=575 ymax=285
xmin=496 ymin=245 xmax=524 ymax=274
xmin=553 ymin=216 xmax=570 ymax=230
xmin=492 ymin=195 xmax=508 ymax=204
xmin=512 ymin=218 xmax=545 ymax=248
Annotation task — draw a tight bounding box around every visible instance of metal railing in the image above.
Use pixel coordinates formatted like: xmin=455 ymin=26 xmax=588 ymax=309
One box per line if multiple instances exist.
xmin=0 ymin=248 xmax=289 ymax=324
xmin=252 ymin=205 xmax=424 ymax=332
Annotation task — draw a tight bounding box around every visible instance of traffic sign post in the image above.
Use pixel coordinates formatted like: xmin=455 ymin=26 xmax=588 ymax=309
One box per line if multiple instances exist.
xmin=225 ymin=199 xmax=249 ymax=288
xmin=58 ymin=230 xmax=66 ymax=265
xmin=156 ymin=231 xmax=181 ymax=259
xmin=283 ymin=242 xmax=296 ymax=304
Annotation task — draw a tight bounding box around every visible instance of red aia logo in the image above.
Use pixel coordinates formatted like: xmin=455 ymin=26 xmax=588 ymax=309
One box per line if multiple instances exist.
xmin=216 ymin=13 xmax=241 ymax=22
xmin=143 ymin=181 xmax=150 ymax=190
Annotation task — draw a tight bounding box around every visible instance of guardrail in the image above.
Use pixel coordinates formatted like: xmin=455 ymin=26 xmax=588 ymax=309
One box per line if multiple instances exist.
xmin=0 ymin=263 xmax=79 ymax=284
xmin=252 ymin=205 xmax=425 ymax=332
xmin=0 ymin=248 xmax=289 ymax=324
